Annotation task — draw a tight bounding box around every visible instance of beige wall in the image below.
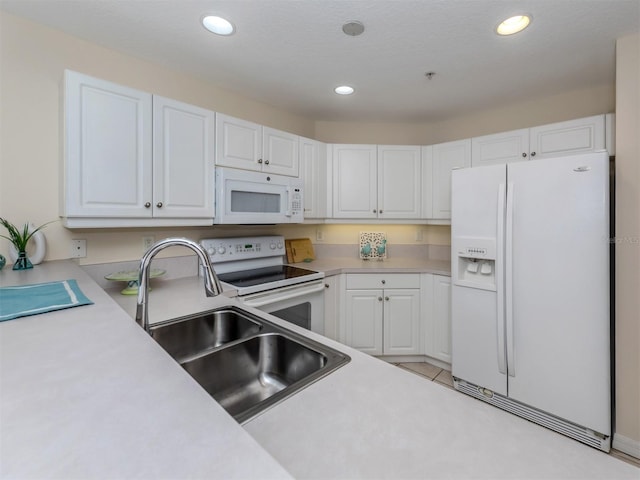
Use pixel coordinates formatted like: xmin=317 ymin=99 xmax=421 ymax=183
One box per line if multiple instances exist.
xmin=316 ymin=84 xmax=614 ymax=145
xmin=614 ymin=32 xmax=640 ymax=452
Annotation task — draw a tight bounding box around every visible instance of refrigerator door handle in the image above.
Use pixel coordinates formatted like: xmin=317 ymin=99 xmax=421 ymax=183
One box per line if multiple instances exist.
xmin=505 ymin=182 xmax=515 ymax=377
xmin=496 ymin=183 xmax=507 ymax=375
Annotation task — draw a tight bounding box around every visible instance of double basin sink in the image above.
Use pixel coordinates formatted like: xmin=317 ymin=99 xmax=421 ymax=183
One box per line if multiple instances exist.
xmin=149 ymin=306 xmax=350 ymax=424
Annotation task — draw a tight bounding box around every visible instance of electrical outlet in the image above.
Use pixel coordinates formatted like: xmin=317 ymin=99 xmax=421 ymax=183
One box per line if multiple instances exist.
xmin=316 ymin=229 xmax=324 ymax=242
xmin=142 ymin=236 xmax=155 ymax=252
xmin=70 ymin=239 xmax=87 ymax=258
xmin=415 ymin=229 xmax=424 ymax=242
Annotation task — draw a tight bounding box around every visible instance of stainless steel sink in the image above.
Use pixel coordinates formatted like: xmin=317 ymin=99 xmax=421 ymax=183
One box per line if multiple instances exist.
xmin=150 ymin=308 xmax=262 ymax=362
xmin=149 ymin=306 xmax=350 ymax=423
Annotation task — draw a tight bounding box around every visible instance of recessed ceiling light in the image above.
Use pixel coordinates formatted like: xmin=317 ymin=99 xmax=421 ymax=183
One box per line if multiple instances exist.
xmin=496 ymin=15 xmax=531 ymax=35
xmin=202 ymin=15 xmax=235 ymax=36
xmin=334 ymin=85 xmax=355 ymax=95
xmin=342 ymin=21 xmax=365 ymax=36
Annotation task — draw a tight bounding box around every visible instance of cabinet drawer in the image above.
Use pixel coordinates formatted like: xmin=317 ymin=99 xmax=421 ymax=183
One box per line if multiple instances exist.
xmin=346 ymin=273 xmax=420 ymax=290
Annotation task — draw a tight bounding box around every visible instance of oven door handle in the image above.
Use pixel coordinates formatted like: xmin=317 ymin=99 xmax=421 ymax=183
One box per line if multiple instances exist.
xmin=242 ymin=282 xmax=325 ymax=308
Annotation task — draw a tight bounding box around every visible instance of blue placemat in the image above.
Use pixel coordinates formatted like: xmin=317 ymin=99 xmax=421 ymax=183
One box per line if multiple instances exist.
xmin=0 ymin=279 xmax=93 ymax=322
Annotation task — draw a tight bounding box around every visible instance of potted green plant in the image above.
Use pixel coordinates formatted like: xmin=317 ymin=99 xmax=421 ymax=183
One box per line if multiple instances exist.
xmin=0 ymin=218 xmax=51 ymax=270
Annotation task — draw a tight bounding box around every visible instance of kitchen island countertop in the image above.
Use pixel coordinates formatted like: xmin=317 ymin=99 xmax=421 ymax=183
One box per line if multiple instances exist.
xmin=1 ymin=260 xmax=637 ymax=479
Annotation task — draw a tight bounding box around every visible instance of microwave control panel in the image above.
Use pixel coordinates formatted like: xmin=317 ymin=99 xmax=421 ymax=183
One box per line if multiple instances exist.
xmin=290 ymin=187 xmax=303 ymax=218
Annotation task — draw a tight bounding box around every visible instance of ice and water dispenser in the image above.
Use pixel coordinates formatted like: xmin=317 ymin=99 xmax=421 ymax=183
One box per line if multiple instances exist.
xmin=453 ymin=237 xmax=497 ymax=291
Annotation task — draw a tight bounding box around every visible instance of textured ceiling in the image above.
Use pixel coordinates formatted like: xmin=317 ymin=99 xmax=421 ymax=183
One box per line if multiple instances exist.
xmin=1 ymin=0 xmax=638 ymax=122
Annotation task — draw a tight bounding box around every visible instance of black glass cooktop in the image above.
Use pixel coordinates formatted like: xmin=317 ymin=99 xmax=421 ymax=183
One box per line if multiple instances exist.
xmin=217 ymin=265 xmax=316 ymax=288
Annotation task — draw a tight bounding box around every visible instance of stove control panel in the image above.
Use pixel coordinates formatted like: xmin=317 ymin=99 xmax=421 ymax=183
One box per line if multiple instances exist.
xmin=200 ymin=236 xmax=285 ymax=263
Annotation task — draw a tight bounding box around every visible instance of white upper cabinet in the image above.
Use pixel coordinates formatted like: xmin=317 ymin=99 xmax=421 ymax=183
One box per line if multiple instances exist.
xmin=472 ymin=115 xmax=611 ymax=167
xmin=529 ymin=114 xmax=606 ymax=159
xmin=332 ymin=144 xmax=378 ymax=219
xmin=214 ymin=114 xmax=261 ymax=171
xmin=332 ymin=144 xmax=422 ymax=219
xmin=471 ymin=128 xmax=530 ymax=167
xmin=63 ymin=70 xmax=153 ymax=223
xmin=300 ymin=136 xmax=328 ymax=218
xmin=152 ymin=96 xmax=215 ymax=219
xmin=263 ymin=126 xmax=300 ymax=176
xmin=62 ymin=71 xmax=215 ymax=227
xmin=377 ymin=145 xmax=422 ymax=219
xmin=421 ymin=146 xmax=434 ymax=218
xmin=215 ymin=113 xmax=299 ymax=177
xmin=430 ymin=139 xmax=471 ymax=219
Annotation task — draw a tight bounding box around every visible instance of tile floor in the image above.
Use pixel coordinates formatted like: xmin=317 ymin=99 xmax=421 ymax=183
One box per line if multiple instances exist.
xmin=394 ymin=361 xmax=454 ymax=388
xmin=393 ymin=361 xmax=640 ymax=469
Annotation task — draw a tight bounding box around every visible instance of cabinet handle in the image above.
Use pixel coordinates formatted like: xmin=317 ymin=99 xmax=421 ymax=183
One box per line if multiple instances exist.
xmin=379 ymin=209 xmax=383 ymax=214
xmin=373 ymin=209 xmax=377 ymax=213
xmin=324 ymin=284 xmax=330 ymax=288
xmin=156 ymin=202 xmax=163 ymax=208
xmin=385 ymin=296 xmax=389 ymax=301
xmin=521 ymin=152 xmax=527 ymax=158
xmin=381 ymin=279 xmax=386 ymax=285
xmin=258 ymin=158 xmax=263 ymax=164
xmin=378 ymin=297 xmax=383 ymax=302
xmin=265 ymin=159 xmax=270 ymax=165
xmin=144 ymin=202 xmax=151 ymax=208
xmin=531 ymin=152 xmax=536 ymax=157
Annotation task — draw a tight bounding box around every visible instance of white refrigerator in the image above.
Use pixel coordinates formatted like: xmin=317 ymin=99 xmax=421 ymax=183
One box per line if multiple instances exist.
xmin=451 ymin=151 xmax=611 ymax=451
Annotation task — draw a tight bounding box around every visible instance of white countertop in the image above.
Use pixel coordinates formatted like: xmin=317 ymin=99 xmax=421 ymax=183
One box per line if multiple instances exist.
xmin=1 ymin=260 xmax=637 ymax=479
xmin=288 ymin=256 xmax=451 ymax=277
xmin=0 ymin=261 xmax=290 ymax=479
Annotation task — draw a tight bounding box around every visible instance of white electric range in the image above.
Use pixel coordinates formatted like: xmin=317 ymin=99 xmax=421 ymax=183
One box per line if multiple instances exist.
xmin=200 ymin=236 xmax=325 ymax=334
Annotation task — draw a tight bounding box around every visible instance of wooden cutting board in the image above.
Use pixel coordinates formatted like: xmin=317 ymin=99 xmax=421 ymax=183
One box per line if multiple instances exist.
xmin=285 ymin=238 xmax=315 ymax=263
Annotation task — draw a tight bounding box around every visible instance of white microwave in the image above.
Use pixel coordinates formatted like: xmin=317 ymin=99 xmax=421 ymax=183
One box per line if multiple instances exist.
xmin=214 ymin=167 xmax=304 ymax=224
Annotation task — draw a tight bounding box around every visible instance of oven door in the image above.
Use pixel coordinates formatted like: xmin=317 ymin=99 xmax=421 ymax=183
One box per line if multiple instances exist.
xmin=238 ymin=280 xmax=325 ymax=334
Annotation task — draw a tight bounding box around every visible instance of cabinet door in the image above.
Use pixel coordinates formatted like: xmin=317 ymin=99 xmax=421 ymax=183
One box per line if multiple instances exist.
xmin=421 ymin=146 xmax=434 ymax=218
xmin=263 ymin=127 xmax=299 ymax=176
xmin=332 ymin=145 xmax=378 ymax=219
xmin=300 ymin=137 xmax=327 ymax=218
xmin=63 ymin=70 xmax=152 ymax=219
xmin=377 ymin=146 xmax=421 ymax=219
xmin=323 ymin=275 xmax=342 ymax=341
xmin=529 ymin=114 xmax=605 ymax=160
xmin=430 ymin=275 xmax=452 ymax=364
xmin=472 ymin=129 xmax=530 ymax=167
xmin=383 ymin=289 xmax=421 ymax=355
xmin=215 ymin=113 xmax=262 ymax=171
xmin=431 ymin=139 xmax=471 ymax=219
xmin=152 ymin=96 xmax=215 ymax=219
xmin=344 ymin=289 xmax=383 ymax=355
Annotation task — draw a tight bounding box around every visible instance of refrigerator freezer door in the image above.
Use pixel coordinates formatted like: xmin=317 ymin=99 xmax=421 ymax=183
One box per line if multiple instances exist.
xmin=451 ymin=164 xmax=507 ymax=395
xmin=506 ymin=152 xmax=610 ymax=435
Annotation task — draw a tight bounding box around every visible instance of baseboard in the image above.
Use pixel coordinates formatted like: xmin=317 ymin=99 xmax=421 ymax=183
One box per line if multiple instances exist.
xmin=613 ymin=433 xmax=640 ymax=459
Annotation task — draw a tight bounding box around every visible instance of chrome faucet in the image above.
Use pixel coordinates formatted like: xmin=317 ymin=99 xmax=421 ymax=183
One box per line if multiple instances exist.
xmin=135 ymin=237 xmax=223 ymax=331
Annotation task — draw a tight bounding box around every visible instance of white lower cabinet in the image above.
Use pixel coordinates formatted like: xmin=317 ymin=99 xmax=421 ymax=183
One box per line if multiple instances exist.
xmin=424 ymin=274 xmax=452 ymax=364
xmin=342 ymin=274 xmax=421 ymax=356
xmin=323 ymin=275 xmax=342 ymax=341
